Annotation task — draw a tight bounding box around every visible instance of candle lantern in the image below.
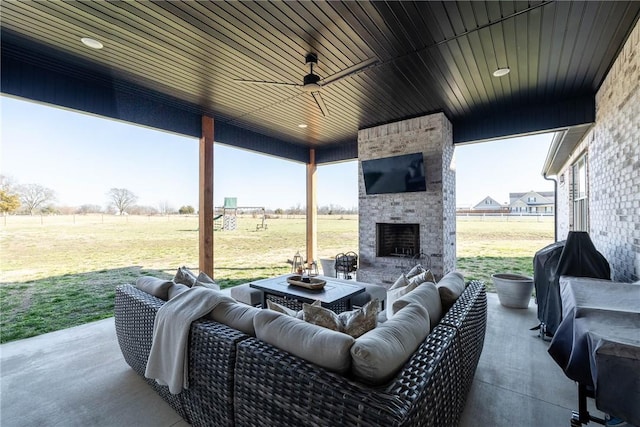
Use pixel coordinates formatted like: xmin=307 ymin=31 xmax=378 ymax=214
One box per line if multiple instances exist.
xmin=291 ymin=251 xmax=305 ymax=275
xmin=307 ymin=260 xmax=319 ymax=277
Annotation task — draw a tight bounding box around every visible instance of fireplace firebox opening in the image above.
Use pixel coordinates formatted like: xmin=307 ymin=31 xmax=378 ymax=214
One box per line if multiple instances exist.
xmin=376 ymin=223 xmax=420 ymax=258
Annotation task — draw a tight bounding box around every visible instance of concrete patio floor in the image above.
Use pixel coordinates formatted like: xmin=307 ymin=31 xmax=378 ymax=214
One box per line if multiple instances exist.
xmin=0 ymin=293 xmax=597 ymax=426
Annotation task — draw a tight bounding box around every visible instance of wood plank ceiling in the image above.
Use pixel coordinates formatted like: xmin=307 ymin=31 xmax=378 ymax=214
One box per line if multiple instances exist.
xmin=1 ymin=1 xmax=639 ymax=162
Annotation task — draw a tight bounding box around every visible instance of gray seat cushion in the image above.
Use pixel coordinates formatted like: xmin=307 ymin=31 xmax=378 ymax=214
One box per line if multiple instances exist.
xmin=230 ymin=283 xmax=263 ymax=306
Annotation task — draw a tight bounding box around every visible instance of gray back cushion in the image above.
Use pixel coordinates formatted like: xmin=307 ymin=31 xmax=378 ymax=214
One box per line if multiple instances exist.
xmin=351 ymin=303 xmax=430 ymax=385
xmin=254 ymin=309 xmax=355 ymax=373
xmin=135 ymin=276 xmax=173 ymax=300
xmin=437 ymin=271 xmax=466 ymax=310
xmin=208 ymin=302 xmax=259 ymax=336
xmin=392 ymin=282 xmax=443 ymax=329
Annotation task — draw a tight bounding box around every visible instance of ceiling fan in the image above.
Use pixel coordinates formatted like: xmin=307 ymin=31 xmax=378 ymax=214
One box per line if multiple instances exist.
xmin=234 ymin=53 xmax=378 ymax=117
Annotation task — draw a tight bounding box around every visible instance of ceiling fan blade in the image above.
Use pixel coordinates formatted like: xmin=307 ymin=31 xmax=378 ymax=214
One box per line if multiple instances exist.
xmin=311 ymin=91 xmax=329 ymax=117
xmin=321 ymin=57 xmax=379 ymax=87
xmin=234 ymin=79 xmax=301 ymax=87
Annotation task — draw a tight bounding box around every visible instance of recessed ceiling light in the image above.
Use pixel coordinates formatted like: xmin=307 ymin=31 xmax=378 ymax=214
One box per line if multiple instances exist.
xmin=81 ymin=37 xmax=103 ymax=49
xmin=298 ymin=124 xmax=308 ymax=128
xmin=493 ymin=67 xmax=510 ymax=77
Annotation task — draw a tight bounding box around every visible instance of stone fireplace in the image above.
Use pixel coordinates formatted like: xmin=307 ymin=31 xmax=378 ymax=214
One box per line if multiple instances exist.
xmin=356 ymin=113 xmax=456 ymax=287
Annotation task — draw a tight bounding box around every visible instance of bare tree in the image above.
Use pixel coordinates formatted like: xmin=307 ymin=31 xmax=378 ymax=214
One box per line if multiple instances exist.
xmin=19 ymin=183 xmax=56 ymax=215
xmin=0 ymin=175 xmax=18 ymax=193
xmin=107 ymin=188 xmax=137 ymax=215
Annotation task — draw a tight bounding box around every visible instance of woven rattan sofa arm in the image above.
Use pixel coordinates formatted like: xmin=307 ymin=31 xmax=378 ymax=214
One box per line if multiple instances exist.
xmin=440 ymin=281 xmax=486 ymax=330
xmin=439 ymin=281 xmax=488 ymax=410
xmin=115 ymin=284 xmax=164 ymax=375
xmin=114 ymin=284 xmax=251 ymax=427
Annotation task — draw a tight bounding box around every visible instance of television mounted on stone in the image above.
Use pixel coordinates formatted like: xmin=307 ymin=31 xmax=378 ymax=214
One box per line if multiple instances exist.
xmin=362 ymin=152 xmax=426 ymax=195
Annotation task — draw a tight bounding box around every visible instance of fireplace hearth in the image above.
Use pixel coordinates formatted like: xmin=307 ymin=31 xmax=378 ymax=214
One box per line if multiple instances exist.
xmin=376 ymin=223 xmax=420 ymax=258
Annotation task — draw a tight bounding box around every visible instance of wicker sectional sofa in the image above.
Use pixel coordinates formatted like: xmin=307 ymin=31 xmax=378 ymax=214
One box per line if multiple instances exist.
xmin=114 ymin=280 xmax=487 ymax=427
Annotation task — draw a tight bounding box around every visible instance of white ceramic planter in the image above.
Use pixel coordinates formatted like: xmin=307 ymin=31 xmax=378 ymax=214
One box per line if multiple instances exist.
xmin=319 ymin=258 xmax=336 ymax=277
xmin=492 ymin=273 xmax=534 ymax=309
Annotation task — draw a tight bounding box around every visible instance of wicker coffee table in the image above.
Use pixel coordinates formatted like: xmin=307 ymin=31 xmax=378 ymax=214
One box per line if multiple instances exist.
xmin=249 ymin=274 xmax=365 ymax=313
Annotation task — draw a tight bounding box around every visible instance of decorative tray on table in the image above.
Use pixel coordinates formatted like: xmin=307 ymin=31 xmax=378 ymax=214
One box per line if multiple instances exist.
xmin=286 ymin=275 xmax=326 ymax=289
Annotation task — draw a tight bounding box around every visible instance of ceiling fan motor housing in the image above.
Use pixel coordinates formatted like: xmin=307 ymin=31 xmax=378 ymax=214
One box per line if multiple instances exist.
xmin=303 ymin=73 xmax=321 ymax=91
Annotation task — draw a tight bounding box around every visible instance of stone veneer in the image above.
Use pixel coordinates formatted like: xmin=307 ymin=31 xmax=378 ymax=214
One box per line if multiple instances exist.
xmin=356 ymin=113 xmax=456 ymax=287
xmin=556 ymin=19 xmax=639 ymax=281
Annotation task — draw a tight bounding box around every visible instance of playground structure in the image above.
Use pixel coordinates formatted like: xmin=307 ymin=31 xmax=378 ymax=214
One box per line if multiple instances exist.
xmin=214 ymin=198 xmax=267 ymax=231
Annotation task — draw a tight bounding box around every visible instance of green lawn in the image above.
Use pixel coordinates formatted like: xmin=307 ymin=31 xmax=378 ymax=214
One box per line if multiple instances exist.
xmin=0 ymin=214 xmax=553 ymax=343
xmin=456 ymin=216 xmax=554 ymax=287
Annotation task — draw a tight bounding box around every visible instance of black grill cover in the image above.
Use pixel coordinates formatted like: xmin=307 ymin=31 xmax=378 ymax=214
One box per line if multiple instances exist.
xmin=533 ymin=231 xmax=611 ymax=336
xmin=534 ymin=239 xmax=565 ymax=334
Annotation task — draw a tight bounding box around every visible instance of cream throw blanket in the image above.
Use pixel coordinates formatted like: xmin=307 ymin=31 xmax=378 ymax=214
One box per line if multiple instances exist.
xmin=145 ymin=286 xmax=235 ymax=394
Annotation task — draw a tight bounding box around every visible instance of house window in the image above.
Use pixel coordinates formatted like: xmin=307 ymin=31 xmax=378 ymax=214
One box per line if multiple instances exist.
xmin=572 ymin=154 xmax=588 ymax=231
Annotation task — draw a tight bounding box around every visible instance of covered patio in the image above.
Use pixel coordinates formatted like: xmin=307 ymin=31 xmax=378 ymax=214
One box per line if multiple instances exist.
xmin=1 ymin=2 xmax=638 ymax=426
xmin=1 ymin=293 xmax=594 ymax=427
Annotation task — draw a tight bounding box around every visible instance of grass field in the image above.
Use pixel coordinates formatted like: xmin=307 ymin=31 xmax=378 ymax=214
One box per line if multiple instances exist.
xmin=0 ymin=214 xmax=553 ymax=343
xmin=456 ymin=215 xmax=554 ymax=285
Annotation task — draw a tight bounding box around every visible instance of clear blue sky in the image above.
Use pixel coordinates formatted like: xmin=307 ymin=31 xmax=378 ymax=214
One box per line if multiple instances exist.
xmin=1 ymin=95 xmax=553 ymax=210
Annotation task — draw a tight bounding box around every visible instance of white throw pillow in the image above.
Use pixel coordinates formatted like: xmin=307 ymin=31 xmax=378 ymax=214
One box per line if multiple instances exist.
xmin=389 ymin=273 xmax=409 ymax=290
xmin=302 ymin=300 xmax=379 ymax=338
xmin=267 ymin=299 xmax=317 ymax=319
xmin=386 ymin=281 xmax=419 ymax=319
xmin=406 ymin=264 xmax=426 ymax=279
xmin=194 ymin=271 xmax=220 ymax=290
xmin=339 ymin=299 xmax=379 ymax=338
xmin=267 ymin=299 xmax=297 ymax=317
xmin=173 ymin=266 xmax=197 ymax=287
xmin=408 ymin=269 xmax=436 ymax=287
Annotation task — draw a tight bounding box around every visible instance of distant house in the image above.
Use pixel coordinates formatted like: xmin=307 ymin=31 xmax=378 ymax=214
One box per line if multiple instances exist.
xmin=472 ymin=196 xmax=506 ymax=211
xmin=509 ymin=191 xmax=554 ymax=214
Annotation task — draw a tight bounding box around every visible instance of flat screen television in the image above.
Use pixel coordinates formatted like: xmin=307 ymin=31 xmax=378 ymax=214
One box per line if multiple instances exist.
xmin=362 ymin=152 xmax=426 ymax=195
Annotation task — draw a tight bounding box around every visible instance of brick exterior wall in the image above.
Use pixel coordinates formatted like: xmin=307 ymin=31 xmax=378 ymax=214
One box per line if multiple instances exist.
xmin=356 ymin=113 xmax=455 ymax=286
xmin=556 ymin=20 xmax=639 ymax=281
